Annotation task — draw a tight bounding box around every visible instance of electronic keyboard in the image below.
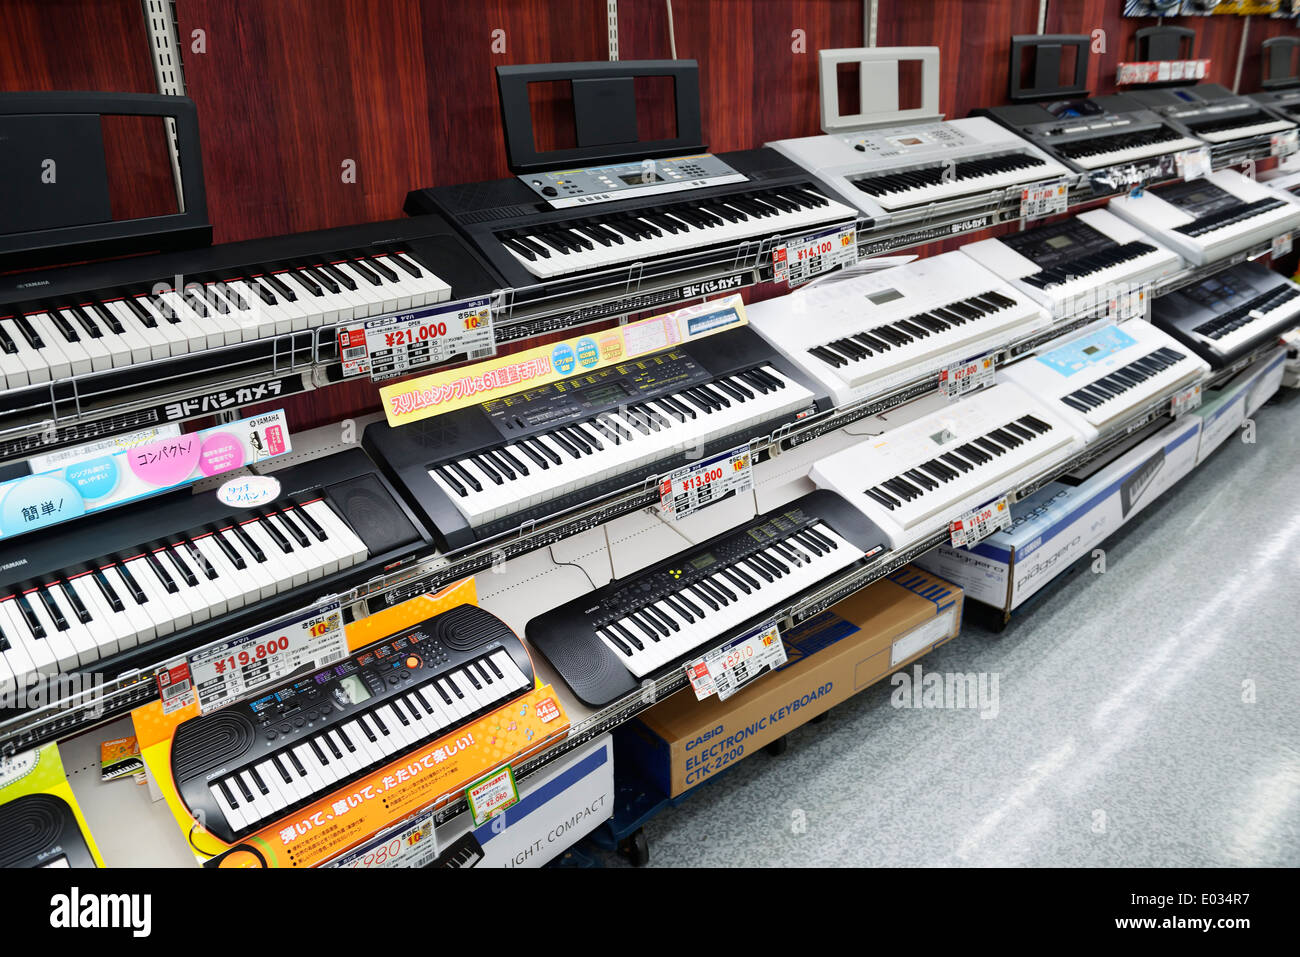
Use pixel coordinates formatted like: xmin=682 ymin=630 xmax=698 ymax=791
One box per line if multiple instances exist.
xmin=0 ymin=447 xmax=430 ymax=696
xmin=404 ymin=149 xmax=857 ymax=293
xmin=433 ymin=831 xmax=484 ymax=868
xmin=362 ymin=325 xmax=827 ymax=550
xmin=810 ymin=383 xmax=1084 ymax=551
xmin=998 ymin=321 xmax=1211 ymax=441
xmin=526 ymin=490 xmax=882 ymax=707
xmin=1127 ymin=84 xmax=1296 ymax=155
xmin=766 ymin=117 xmax=1071 ymax=223
xmin=0 ymin=793 xmax=97 ymax=868
xmin=1250 ymin=87 xmax=1300 ymax=126
xmin=171 ymin=603 xmax=534 ymax=845
xmin=747 ymin=252 xmax=1051 ymax=407
xmin=0 ymin=217 xmax=497 ymax=413
xmin=1151 ymin=260 xmax=1300 ymax=366
xmin=1260 ymin=166 xmax=1300 ymax=207
xmin=960 ymin=208 xmax=1184 ymax=317
xmin=1107 ymin=169 xmax=1300 ymax=265
xmin=976 ymin=95 xmax=1203 ymax=176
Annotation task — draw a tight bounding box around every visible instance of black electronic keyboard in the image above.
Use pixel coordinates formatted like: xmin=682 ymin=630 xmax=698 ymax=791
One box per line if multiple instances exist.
xmin=976 ymin=94 xmax=1202 ymax=180
xmin=171 ymin=604 xmax=534 ymax=845
xmin=1152 ymin=260 xmax=1300 ymax=367
xmin=406 ymin=148 xmax=857 ymax=301
xmin=0 ymin=447 xmax=430 ymax=699
xmin=432 ymin=830 xmax=484 ymax=868
xmin=0 ymin=793 xmax=97 ymax=868
xmin=1128 ymin=83 xmax=1296 ymax=158
xmin=526 ymin=490 xmax=883 ymax=708
xmin=362 ymin=325 xmax=828 ymax=551
xmin=0 ymin=216 xmax=501 ymax=421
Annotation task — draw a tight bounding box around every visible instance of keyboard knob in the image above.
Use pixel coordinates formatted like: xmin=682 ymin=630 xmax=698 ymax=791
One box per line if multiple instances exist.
xmin=542 ymin=186 xmax=558 ymax=197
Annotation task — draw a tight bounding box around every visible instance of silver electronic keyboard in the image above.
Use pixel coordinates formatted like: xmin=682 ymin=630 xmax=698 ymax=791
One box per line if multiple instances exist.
xmin=960 ymin=208 xmax=1184 ymax=318
xmin=1108 ymin=169 xmax=1300 ymax=266
xmin=746 ymin=252 xmax=1051 ymax=407
xmin=1260 ymin=165 xmax=1300 ymax=207
xmin=998 ymin=320 xmax=1210 ymax=441
xmin=767 ymin=48 xmax=1070 ymax=225
xmin=1127 ymin=83 xmax=1297 ymax=155
xmin=1151 ymin=260 xmax=1300 ymax=367
xmin=810 ymin=382 xmax=1083 ymax=551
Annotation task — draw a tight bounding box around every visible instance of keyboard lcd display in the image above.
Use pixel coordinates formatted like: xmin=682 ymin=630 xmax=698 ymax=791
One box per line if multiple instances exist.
xmin=867 ymin=288 xmax=904 ymax=306
xmin=339 ymin=674 xmax=371 ymax=705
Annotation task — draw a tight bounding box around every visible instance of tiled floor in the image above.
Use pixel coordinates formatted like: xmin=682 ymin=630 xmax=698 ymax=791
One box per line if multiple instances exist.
xmin=590 ymin=388 xmax=1300 ymax=867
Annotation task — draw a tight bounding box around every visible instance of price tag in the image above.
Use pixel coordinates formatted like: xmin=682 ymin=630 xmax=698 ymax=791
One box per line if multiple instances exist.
xmin=1272 ymin=231 xmax=1293 ymax=258
xmin=1280 ymin=327 xmax=1300 ymax=346
xmin=330 ymin=813 xmax=439 ymax=869
xmin=1271 ymin=129 xmax=1299 ymax=158
xmin=1102 ymin=282 xmax=1149 ymax=321
xmin=338 ymin=296 xmax=495 ymax=380
xmin=773 ymin=222 xmax=857 ymax=286
xmin=156 ymin=661 xmax=196 ymax=715
xmin=1170 ymin=384 xmax=1202 ymax=418
xmin=187 ymin=602 xmax=346 ymax=713
xmin=1175 ymin=147 xmax=1212 ymax=183
xmin=1019 ymin=181 xmax=1069 ymax=221
xmin=685 ymin=620 xmax=786 ymax=702
xmin=938 ymin=354 xmax=995 ymax=399
xmin=467 ymin=764 xmax=519 ymax=826
xmin=949 ymin=496 xmax=1011 ymax=548
xmin=658 ymin=445 xmax=753 ymax=521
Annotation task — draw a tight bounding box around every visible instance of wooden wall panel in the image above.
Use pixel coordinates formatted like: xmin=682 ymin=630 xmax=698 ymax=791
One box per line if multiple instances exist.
xmin=1 ymin=0 xmax=1297 ymax=433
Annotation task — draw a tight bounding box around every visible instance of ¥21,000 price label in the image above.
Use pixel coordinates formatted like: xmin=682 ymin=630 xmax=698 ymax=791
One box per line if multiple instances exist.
xmin=187 ymin=602 xmax=346 ymax=713
xmin=339 ymin=296 xmax=495 ymax=380
xmin=658 ymin=445 xmax=754 ymax=521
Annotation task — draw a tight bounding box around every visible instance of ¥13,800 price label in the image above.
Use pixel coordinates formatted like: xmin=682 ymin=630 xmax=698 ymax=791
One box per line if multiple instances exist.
xmin=658 ymin=446 xmax=753 ymax=521
xmin=188 ymin=602 xmax=346 ymax=713
xmin=949 ymin=496 xmax=1011 ymax=548
xmin=773 ymin=222 xmax=857 ymax=286
xmin=338 ymin=296 xmax=495 ymax=380
xmin=686 ymin=620 xmax=786 ymax=702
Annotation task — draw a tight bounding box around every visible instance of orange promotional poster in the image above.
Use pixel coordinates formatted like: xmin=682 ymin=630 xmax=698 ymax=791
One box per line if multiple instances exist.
xmin=134 ymin=579 xmax=569 ymax=867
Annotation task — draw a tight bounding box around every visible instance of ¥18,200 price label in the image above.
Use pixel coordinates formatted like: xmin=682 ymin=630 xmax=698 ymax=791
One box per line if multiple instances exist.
xmin=338 ymin=296 xmax=495 ymax=380
xmin=773 ymin=223 xmax=857 ymax=286
xmin=949 ymin=496 xmax=1011 ymax=548
xmin=658 ymin=446 xmax=753 ymax=521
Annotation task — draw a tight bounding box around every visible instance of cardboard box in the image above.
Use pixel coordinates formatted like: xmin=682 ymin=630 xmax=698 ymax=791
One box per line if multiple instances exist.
xmin=917 ymin=414 xmax=1202 ymax=614
xmin=1194 ymin=347 xmax=1286 ymax=462
xmin=625 ymin=566 xmax=962 ymax=798
xmin=428 ymin=732 xmax=613 ymax=868
xmin=1243 ymin=347 xmax=1286 ymax=415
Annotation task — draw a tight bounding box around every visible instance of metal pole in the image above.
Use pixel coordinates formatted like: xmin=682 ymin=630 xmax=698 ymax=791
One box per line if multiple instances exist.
xmin=865 ymin=0 xmax=878 ymax=47
xmin=140 ymin=0 xmax=187 ymax=210
xmin=608 ymin=0 xmax=619 ymax=61
xmin=1233 ymin=15 xmax=1251 ymax=94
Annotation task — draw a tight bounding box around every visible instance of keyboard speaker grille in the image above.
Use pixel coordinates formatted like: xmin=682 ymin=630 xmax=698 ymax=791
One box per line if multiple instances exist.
xmin=0 ymin=794 xmax=69 ymax=867
xmin=324 ymin=474 xmax=419 ymax=555
xmin=171 ymin=711 xmax=256 ymax=781
xmin=432 ymin=604 xmax=515 ymax=652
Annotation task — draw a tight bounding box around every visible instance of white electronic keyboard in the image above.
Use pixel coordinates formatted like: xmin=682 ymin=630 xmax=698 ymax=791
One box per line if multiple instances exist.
xmin=746 ymin=253 xmax=1051 ymax=407
xmin=1108 ymin=169 xmax=1300 ymax=265
xmin=766 ymin=47 xmax=1070 ymax=224
xmin=1152 ymin=260 xmax=1300 ymax=367
xmin=1260 ymin=166 xmax=1300 ymax=208
xmin=998 ymin=321 xmax=1211 ymax=441
xmin=809 ymin=382 xmax=1084 ymax=551
xmin=960 ymin=208 xmax=1184 ymax=318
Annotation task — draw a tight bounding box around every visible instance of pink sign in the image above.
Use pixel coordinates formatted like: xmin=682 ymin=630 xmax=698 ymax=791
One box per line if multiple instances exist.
xmin=128 ymin=436 xmax=202 ymax=488
xmin=199 ymin=432 xmax=246 ymax=476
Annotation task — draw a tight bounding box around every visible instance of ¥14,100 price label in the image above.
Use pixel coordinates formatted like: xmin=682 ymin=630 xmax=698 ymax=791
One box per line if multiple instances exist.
xmin=686 ymin=620 xmax=786 ymax=702
xmin=338 ymin=296 xmax=495 ymax=380
xmin=949 ymin=496 xmax=1011 ymax=548
xmin=188 ymin=602 xmax=347 ymax=713
xmin=773 ymin=222 xmax=857 ymax=286
xmin=658 ymin=446 xmax=753 ymax=521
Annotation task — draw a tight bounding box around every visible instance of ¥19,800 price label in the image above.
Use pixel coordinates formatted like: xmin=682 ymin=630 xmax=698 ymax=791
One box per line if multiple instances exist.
xmin=773 ymin=222 xmax=857 ymax=286
xmin=338 ymin=296 xmax=495 ymax=380
xmin=686 ymin=620 xmax=786 ymax=702
xmin=658 ymin=446 xmax=753 ymax=521
xmin=188 ymin=602 xmax=346 ymax=713
xmin=949 ymin=496 xmax=1011 ymax=548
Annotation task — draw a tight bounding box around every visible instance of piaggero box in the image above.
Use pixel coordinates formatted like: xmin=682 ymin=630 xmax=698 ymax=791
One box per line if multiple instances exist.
xmin=916 ymin=414 xmax=1202 ymax=614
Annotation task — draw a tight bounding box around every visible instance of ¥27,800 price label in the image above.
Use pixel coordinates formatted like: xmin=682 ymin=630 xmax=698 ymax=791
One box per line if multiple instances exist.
xmin=188 ymin=602 xmax=346 ymax=713
xmin=939 ymin=354 xmax=995 ymax=399
xmin=773 ymin=223 xmax=857 ymax=286
xmin=658 ymin=446 xmax=754 ymax=521
xmin=338 ymin=296 xmax=495 ymax=380
xmin=686 ymin=620 xmax=786 ymax=702
xmin=949 ymin=496 xmax=1011 ymax=548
